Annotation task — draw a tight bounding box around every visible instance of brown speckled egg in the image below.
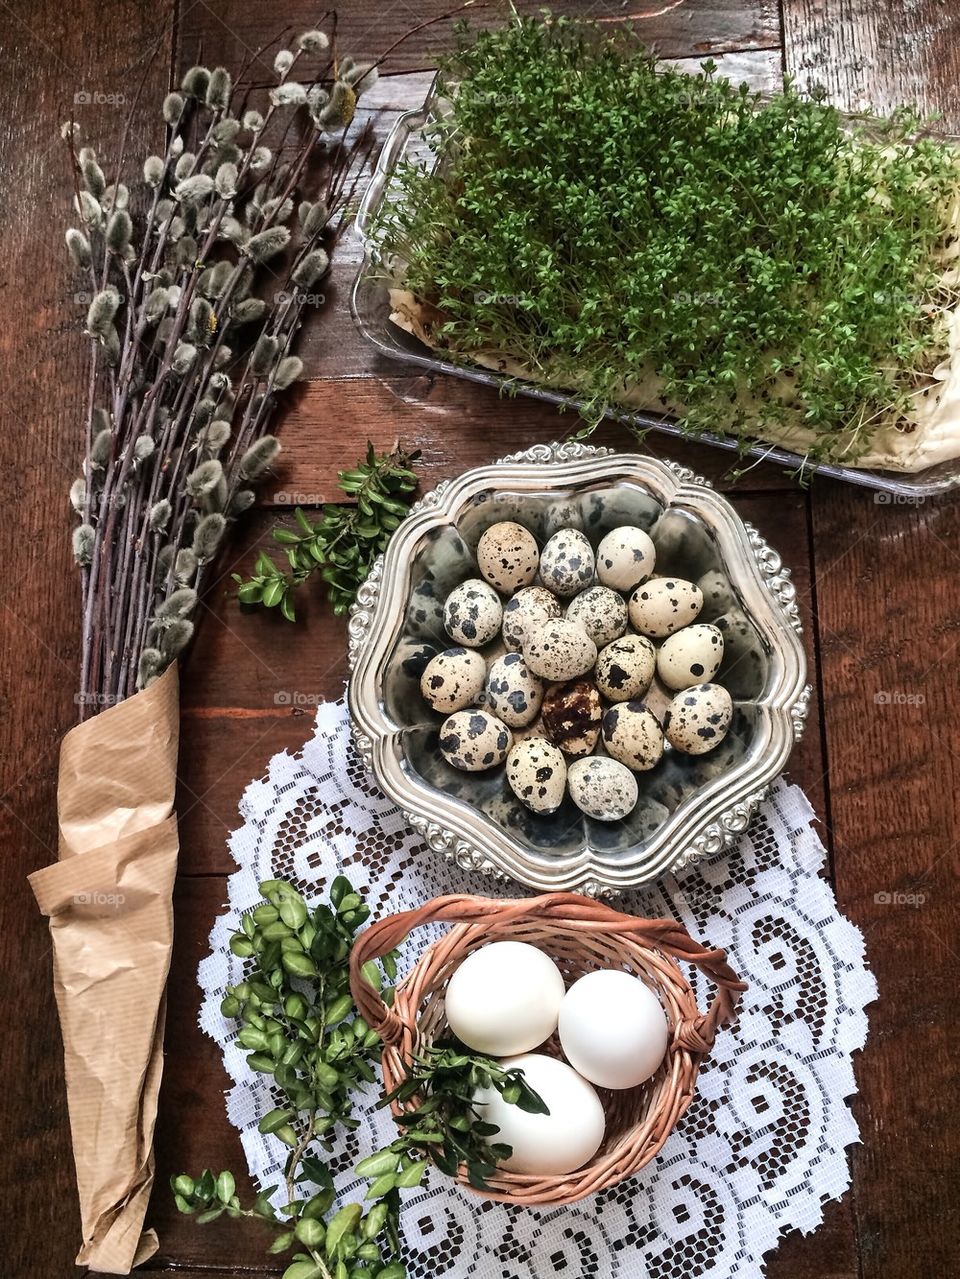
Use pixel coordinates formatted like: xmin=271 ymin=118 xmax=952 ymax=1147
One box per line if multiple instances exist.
xmin=506 ymin=737 xmax=567 ymax=813
xmin=594 ymin=635 xmax=656 ymax=702
xmin=628 ymin=576 xmax=703 ymax=639
xmin=539 ymin=530 xmax=595 ymax=597
xmin=601 ymin=701 xmax=664 ymax=772
xmin=477 ymin=521 xmax=540 ymax=593
xmin=439 ymin=710 xmax=513 ymax=772
xmin=567 ymin=756 xmax=638 ymax=821
xmin=524 ymin=619 xmax=597 ymax=682
xmin=484 ymin=652 xmax=544 ymax=727
xmin=420 ymin=647 xmax=487 ymax=713
xmin=664 ymin=683 xmax=733 ymax=755
xmin=596 ymin=526 xmax=656 ymax=591
xmin=657 ymin=623 xmax=724 ymax=691
xmin=541 ymin=679 xmax=602 ymax=757
xmin=501 ymin=586 xmax=562 ymax=652
xmin=443 ymin=579 xmax=503 ymax=648
xmin=566 ymin=585 xmax=628 ymax=648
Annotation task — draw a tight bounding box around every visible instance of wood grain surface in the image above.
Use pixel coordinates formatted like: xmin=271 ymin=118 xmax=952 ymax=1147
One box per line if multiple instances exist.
xmin=2 ymin=1 xmax=955 ymax=1276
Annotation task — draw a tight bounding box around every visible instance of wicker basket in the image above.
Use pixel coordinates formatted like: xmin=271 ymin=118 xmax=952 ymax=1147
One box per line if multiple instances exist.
xmin=349 ymin=892 xmax=746 ymax=1206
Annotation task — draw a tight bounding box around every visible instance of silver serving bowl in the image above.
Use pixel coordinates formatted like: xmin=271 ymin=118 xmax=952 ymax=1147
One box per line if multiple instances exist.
xmin=347 ymin=442 xmax=810 ymax=894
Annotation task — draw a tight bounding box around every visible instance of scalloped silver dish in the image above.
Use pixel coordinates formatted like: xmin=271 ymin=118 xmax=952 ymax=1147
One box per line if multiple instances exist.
xmin=347 ymin=442 xmax=810 ymax=895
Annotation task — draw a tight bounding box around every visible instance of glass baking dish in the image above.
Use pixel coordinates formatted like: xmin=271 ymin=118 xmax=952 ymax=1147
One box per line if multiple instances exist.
xmin=350 ymin=77 xmax=960 ymax=496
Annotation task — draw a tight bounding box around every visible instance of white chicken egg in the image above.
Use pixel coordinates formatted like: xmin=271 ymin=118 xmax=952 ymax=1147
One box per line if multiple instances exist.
xmin=657 ymin=623 xmax=724 ymax=690
xmin=474 ymin=1052 xmax=606 ymax=1175
xmin=444 ymin=941 xmax=565 ymax=1056
xmin=596 ymin=526 xmax=656 ymax=591
xmin=558 ymin=970 xmax=669 ymax=1090
xmin=539 ymin=530 xmax=596 ymax=597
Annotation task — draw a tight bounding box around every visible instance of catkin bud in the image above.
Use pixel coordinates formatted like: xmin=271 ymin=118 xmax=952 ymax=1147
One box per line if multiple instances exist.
xmin=186 ymin=458 xmax=223 ymax=497
xmin=150 ymin=499 xmax=172 ymax=531
xmin=189 ymin=297 xmax=214 ymax=343
xmin=342 ymin=60 xmax=378 ymax=94
xmin=144 ymin=287 xmax=170 ymax=324
xmin=292 ymin=249 xmax=329 ymax=287
xmin=206 ymin=67 xmax=232 ymax=110
xmin=242 ymin=109 xmax=264 ymax=132
xmin=251 ymin=334 xmax=279 ymax=375
xmin=300 ymin=201 xmax=329 ymax=238
xmin=172 ymin=343 xmax=198 ymax=375
xmin=273 ymin=355 xmax=303 ymax=389
xmin=174 ymin=173 xmax=215 ymax=204
xmin=163 ymin=92 xmax=185 ymax=123
xmin=317 ymin=80 xmax=356 ymax=129
xmin=193 ymin=512 xmax=226 ymax=562
xmin=75 ymin=190 xmax=101 ymax=224
xmin=174 ymin=548 xmax=198 ymax=583
xmin=249 ymin=146 xmax=271 ymax=174
xmin=79 ymin=147 xmax=106 ymax=196
xmin=158 ymin=587 xmax=198 ymax=618
xmin=137 ymin=647 xmax=163 ymax=688
xmin=230 ymin=488 xmax=256 ymax=515
xmin=203 ymin=420 xmax=232 ymax=452
xmin=106 ymin=208 xmax=132 ymax=253
xmin=133 ymin=435 xmax=155 ymax=462
xmin=239 ymin=435 xmax=280 ymax=480
xmin=102 ymin=182 xmax=128 ymax=211
xmin=161 ymin=617 xmax=194 ymax=658
xmin=298 ymin=29 xmax=329 ymax=53
xmin=270 ymin=82 xmax=307 ymax=106
xmin=181 ymin=66 xmax=210 ymax=98
xmin=86 ymin=286 xmax=120 ymax=337
xmin=65 ymin=228 xmax=92 ymax=268
xmin=91 ymin=427 xmax=113 ymax=466
xmin=143 ymin=154 xmax=165 ymax=186
xmin=244 ymin=226 xmax=290 ymax=263
xmin=72 ymin=524 xmax=95 ymax=566
xmin=175 ymin=151 xmax=196 ymax=180
xmin=274 ymin=49 xmax=294 ymax=76
xmin=215 ymin=161 xmax=238 ymax=198
xmin=69 ymin=477 xmax=86 ymax=513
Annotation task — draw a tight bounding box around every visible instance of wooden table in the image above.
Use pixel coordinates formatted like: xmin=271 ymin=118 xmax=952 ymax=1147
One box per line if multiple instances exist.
xmin=3 ymin=1 xmax=958 ymax=1275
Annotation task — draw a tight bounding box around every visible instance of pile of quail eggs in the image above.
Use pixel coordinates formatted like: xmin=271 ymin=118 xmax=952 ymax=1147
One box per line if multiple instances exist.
xmin=419 ymin=521 xmax=736 ymax=822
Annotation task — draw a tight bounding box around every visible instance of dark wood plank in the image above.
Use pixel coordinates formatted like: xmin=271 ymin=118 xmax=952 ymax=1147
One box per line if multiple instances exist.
xmin=0 ymin=2 xmax=174 ymax=1276
xmin=783 ymin=5 xmax=960 ymax=1273
xmin=807 ymin=483 xmax=960 ymax=1278
xmin=178 ymin=0 xmax=781 ymax=79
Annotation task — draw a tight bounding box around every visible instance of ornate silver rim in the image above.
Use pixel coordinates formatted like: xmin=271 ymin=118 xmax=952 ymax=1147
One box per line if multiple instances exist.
xmin=347 ymin=441 xmax=810 ymax=895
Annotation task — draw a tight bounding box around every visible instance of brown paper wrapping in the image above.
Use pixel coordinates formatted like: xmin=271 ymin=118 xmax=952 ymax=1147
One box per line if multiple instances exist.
xmin=29 ymin=663 xmax=180 ymax=1274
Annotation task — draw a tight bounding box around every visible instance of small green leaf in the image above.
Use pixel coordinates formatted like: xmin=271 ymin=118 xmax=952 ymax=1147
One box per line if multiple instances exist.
xmin=325 ymin=1202 xmax=363 ymax=1258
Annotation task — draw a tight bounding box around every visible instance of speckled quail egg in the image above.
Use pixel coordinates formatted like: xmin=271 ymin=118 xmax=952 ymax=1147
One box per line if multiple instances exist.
xmin=439 ymin=710 xmax=513 ymax=772
xmin=420 ymin=647 xmax=487 ymax=713
xmin=541 ymin=679 xmax=602 ymax=757
xmin=567 ymin=756 xmax=639 ymax=821
xmin=657 ymin=623 xmax=725 ymax=691
xmin=596 ymin=526 xmax=656 ymax=591
xmin=524 ymin=619 xmax=597 ymax=682
xmin=484 ymin=653 xmax=545 ymax=728
xmin=628 ymin=576 xmax=703 ymax=639
xmin=506 ymin=737 xmax=568 ymax=814
xmin=443 ymin=579 xmax=503 ymax=648
xmin=539 ymin=530 xmax=595 ymax=597
xmin=601 ymin=701 xmax=664 ymax=772
xmin=565 ymin=585 xmax=628 ymax=648
xmin=594 ymin=635 xmax=656 ymax=702
xmin=477 ymin=521 xmax=540 ymax=594
xmin=502 ymin=586 xmax=562 ymax=653
xmin=663 ymin=683 xmax=734 ymax=755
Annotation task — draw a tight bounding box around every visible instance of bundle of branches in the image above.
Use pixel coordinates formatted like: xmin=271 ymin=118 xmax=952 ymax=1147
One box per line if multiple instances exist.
xmin=65 ymin=24 xmax=378 ymax=717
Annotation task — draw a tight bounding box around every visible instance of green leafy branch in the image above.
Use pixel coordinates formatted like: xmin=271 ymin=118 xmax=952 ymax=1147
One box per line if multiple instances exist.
xmin=234 ymin=443 xmax=420 ymax=620
xmin=173 ymin=876 xmax=545 ymax=1279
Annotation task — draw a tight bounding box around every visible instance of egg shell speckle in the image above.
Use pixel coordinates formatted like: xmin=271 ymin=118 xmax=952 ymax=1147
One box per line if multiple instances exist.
xmin=657 ymin=623 xmax=725 ymax=690
xmin=484 ymin=653 xmax=545 ymax=727
xmin=567 ymin=756 xmax=639 ymax=821
xmin=506 ymin=737 xmax=568 ymax=813
xmin=419 ymin=647 xmax=487 ymax=713
xmin=443 ymin=579 xmax=503 ymax=648
xmin=594 ymin=634 xmax=656 ymax=702
xmin=596 ymin=526 xmax=656 ymax=591
xmin=539 ymin=530 xmax=596 ymax=597
xmin=541 ymin=679 xmax=602 ymax=757
xmin=523 ymin=619 xmax=598 ymax=682
xmin=439 ymin=710 xmax=513 ymax=772
xmin=565 ymin=585 xmax=628 ymax=648
xmin=628 ymin=576 xmax=703 ymax=639
xmin=601 ymin=701 xmax=665 ymax=771
xmin=477 ymin=521 xmax=540 ymax=594
xmin=501 ymin=586 xmax=562 ymax=652
xmin=664 ymin=682 xmax=734 ymax=755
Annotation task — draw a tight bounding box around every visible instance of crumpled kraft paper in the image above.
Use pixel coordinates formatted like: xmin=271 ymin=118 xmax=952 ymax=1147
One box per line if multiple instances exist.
xmin=29 ymin=663 xmax=180 ymax=1274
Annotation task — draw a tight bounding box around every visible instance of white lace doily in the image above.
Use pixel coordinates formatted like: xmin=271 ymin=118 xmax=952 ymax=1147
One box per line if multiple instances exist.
xmin=198 ymin=698 xmax=876 ymax=1278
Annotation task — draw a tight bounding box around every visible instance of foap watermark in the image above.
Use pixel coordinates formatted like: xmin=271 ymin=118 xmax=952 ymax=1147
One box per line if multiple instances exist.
xmin=75 ymin=691 xmax=125 ymax=708
xmin=874 ymin=890 xmax=926 ymax=908
xmin=277 ymin=289 xmax=326 ymax=308
xmin=275 ymin=690 xmax=324 ymax=708
xmin=474 ymin=290 xmax=524 ymax=306
xmin=273 ymin=491 xmax=324 ymax=506
xmin=874 ymin=491 xmax=926 ymax=506
xmin=873 ymin=690 xmax=925 ymax=707
xmin=74 ymin=89 xmax=126 ymax=107
xmin=74 ymin=890 xmax=126 ymax=908
xmin=74 ymin=289 xmax=126 ymax=307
